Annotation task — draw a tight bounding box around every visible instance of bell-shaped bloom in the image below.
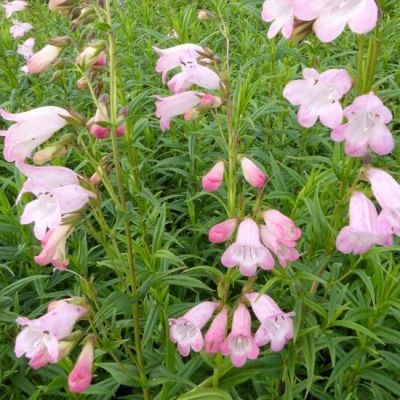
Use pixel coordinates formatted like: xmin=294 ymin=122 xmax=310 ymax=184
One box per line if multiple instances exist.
xmin=169 ymin=301 xmax=218 ymax=356
xmin=246 ymin=293 xmax=295 ymax=352
xmin=367 ymin=168 xmax=400 ymax=235
xmin=88 ymin=101 xmax=109 ymax=139
xmin=240 ymin=157 xmax=267 ymax=189
xmin=3 ymin=1 xmax=27 ymax=18
xmin=221 ymin=304 xmax=259 ymax=367
xmin=17 ymin=37 xmax=35 ymax=60
xmin=27 ymin=44 xmax=62 ymax=74
xmin=208 ymin=218 xmax=237 ymax=243
xmin=262 ymin=0 xmax=299 ymax=39
xmin=68 ymin=336 xmax=95 ymax=393
xmin=204 ymin=307 xmax=228 ymax=354
xmin=16 ymin=162 xmax=95 ymax=240
xmin=298 ymin=0 xmax=378 ymax=43
xmin=9 ymin=20 xmax=32 ymax=38
xmin=15 ymin=299 xmax=87 ymax=369
xmin=221 ymin=218 xmax=275 ymax=276
xmin=202 ymin=161 xmax=225 ymax=192
xmin=0 ymin=106 xmax=70 ymax=162
xmin=283 ymin=68 xmax=352 ymax=128
xmin=263 ymin=210 xmax=301 ymax=247
xmin=153 ymin=43 xmax=203 ymax=82
xmin=336 ymin=192 xmax=393 ymax=255
xmin=155 ymin=91 xmax=204 ymax=131
xmin=331 ymin=92 xmax=393 ymax=157
xmin=34 ymin=223 xmax=73 ymax=270
xmin=168 ymin=50 xmax=220 ymax=93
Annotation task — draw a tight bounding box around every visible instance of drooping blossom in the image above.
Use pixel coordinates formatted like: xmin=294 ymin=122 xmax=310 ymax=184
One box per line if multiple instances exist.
xmin=169 ymin=301 xmax=218 ymax=356
xmin=3 ymin=1 xmax=27 ymax=18
xmin=0 ymin=106 xmax=70 ymax=162
xmin=88 ymin=100 xmax=109 ymax=139
xmin=17 ymin=37 xmax=35 ymax=60
xmin=9 ymin=20 xmax=32 ymax=38
xmin=283 ymin=68 xmax=352 ymax=128
xmin=153 ymin=43 xmax=204 ymax=82
xmin=202 ymin=161 xmax=225 ymax=192
xmin=155 ymin=91 xmax=203 ymax=131
xmin=260 ymin=209 xmax=301 ymax=267
xmin=331 ymin=92 xmax=393 ymax=157
xmin=240 ymin=157 xmax=267 ymax=189
xmin=221 ymin=217 xmax=275 ymax=276
xmin=168 ymin=50 xmax=220 ymax=93
xmin=204 ymin=307 xmax=228 ymax=354
xmin=221 ymin=304 xmax=259 ymax=367
xmin=367 ymin=168 xmax=400 ymax=235
xmin=15 ymin=299 xmax=88 ymax=369
xmin=27 ymin=44 xmax=62 ymax=74
xmin=246 ymin=293 xmax=295 ymax=352
xmin=209 ymin=218 xmax=237 ymax=243
xmin=336 ymin=192 xmax=393 ymax=255
xmin=297 ymin=0 xmax=378 ymax=43
xmin=16 ymin=162 xmax=95 ymax=240
xmin=34 ymin=223 xmax=73 ymax=270
xmin=68 ymin=336 xmax=95 ymax=393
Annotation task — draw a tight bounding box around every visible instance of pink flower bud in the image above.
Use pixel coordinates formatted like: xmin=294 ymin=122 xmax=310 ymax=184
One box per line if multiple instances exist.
xmin=240 ymin=157 xmax=266 ymax=189
xmin=68 ymin=336 xmax=95 ymax=393
xmin=202 ymin=161 xmax=225 ymax=192
xmin=116 ymin=124 xmax=125 ymax=137
xmin=204 ymin=307 xmax=228 ymax=354
xmin=88 ymin=100 xmax=109 ymax=139
xmin=200 ymin=94 xmax=222 ymax=108
xmin=76 ymin=77 xmax=88 ymax=89
xmin=27 ymin=44 xmax=62 ymax=74
xmin=208 ymin=218 xmax=237 ymax=243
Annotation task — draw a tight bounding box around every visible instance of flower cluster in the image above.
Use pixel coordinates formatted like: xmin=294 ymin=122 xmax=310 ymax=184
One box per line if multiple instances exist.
xmin=14 ymin=298 xmax=95 ymax=393
xmin=170 ymin=294 xmax=295 ymax=367
xmin=262 ymin=0 xmax=378 ymax=42
xmin=154 ymin=43 xmax=222 ymax=131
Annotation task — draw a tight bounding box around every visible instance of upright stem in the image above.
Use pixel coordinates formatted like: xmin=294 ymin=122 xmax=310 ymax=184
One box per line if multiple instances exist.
xmin=105 ymin=1 xmax=149 ymax=399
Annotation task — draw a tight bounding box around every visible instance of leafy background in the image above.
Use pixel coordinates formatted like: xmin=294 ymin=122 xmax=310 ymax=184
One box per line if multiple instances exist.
xmin=0 ymin=0 xmax=400 ymax=399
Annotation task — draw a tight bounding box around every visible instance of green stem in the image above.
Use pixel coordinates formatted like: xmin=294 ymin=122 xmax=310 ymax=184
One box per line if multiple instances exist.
xmin=105 ymin=1 xmax=149 ymax=399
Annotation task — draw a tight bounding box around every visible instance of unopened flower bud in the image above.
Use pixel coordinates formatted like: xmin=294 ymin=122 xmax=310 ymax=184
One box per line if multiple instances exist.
xmin=71 ymin=7 xmax=96 ymax=29
xmin=49 ymin=0 xmax=76 ymax=15
xmin=202 ymin=161 xmax=225 ymax=192
xmin=33 ymin=143 xmax=67 ymax=165
xmin=48 ymin=36 xmax=72 ymax=47
xmin=200 ymin=94 xmax=222 ymax=108
xmin=76 ymin=42 xmax=106 ymax=68
xmin=240 ymin=157 xmax=267 ymax=189
xmin=198 ymin=9 xmax=214 ymax=21
xmin=184 ymin=109 xmax=200 ymax=121
xmin=76 ymin=76 xmax=88 ymax=89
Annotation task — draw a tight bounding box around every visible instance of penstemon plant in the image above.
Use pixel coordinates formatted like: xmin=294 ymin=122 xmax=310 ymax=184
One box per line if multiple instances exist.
xmin=0 ymin=0 xmax=399 ymax=399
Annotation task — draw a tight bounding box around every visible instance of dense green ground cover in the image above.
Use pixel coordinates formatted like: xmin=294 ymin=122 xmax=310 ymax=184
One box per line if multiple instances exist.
xmin=0 ymin=0 xmax=400 ymax=399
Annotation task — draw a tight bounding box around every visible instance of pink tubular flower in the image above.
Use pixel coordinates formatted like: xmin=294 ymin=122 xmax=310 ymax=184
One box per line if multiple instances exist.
xmin=168 ymin=50 xmax=220 ymax=93
xmin=15 ymin=299 xmax=87 ymax=369
xmin=27 ymin=44 xmax=62 ymax=74
xmin=17 ymin=37 xmax=35 ymax=60
xmin=298 ymin=0 xmax=378 ymax=43
xmin=153 ymin=43 xmax=204 ymax=82
xmin=367 ymin=168 xmax=400 ymax=235
xmin=16 ymin=162 xmax=95 ymax=240
xmin=68 ymin=336 xmax=95 ymax=393
xmin=208 ymin=218 xmax=237 ymax=243
xmin=221 ymin=218 xmax=275 ymax=276
xmin=204 ymin=307 xmax=228 ymax=354
xmin=240 ymin=157 xmax=267 ymax=189
xmin=169 ymin=301 xmax=218 ymax=356
xmin=0 ymin=106 xmax=70 ymax=162
xmin=221 ymin=304 xmax=259 ymax=367
xmin=10 ymin=20 xmax=32 ymax=38
xmin=246 ymin=293 xmax=295 ymax=352
xmin=336 ymin=192 xmax=393 ymax=255
xmin=34 ymin=223 xmax=73 ymax=270
xmin=262 ymin=0 xmax=298 ymax=39
xmin=260 ymin=210 xmax=301 ymax=267
xmin=283 ymin=68 xmax=352 ymax=129
xmin=3 ymin=1 xmax=27 ymax=18
xmin=155 ymin=91 xmax=204 ymax=131
xmin=202 ymin=161 xmax=225 ymax=192
xmin=76 ymin=46 xmax=106 ymax=69
xmin=331 ymin=92 xmax=393 ymax=157
xmin=88 ymin=101 xmax=109 ymax=139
